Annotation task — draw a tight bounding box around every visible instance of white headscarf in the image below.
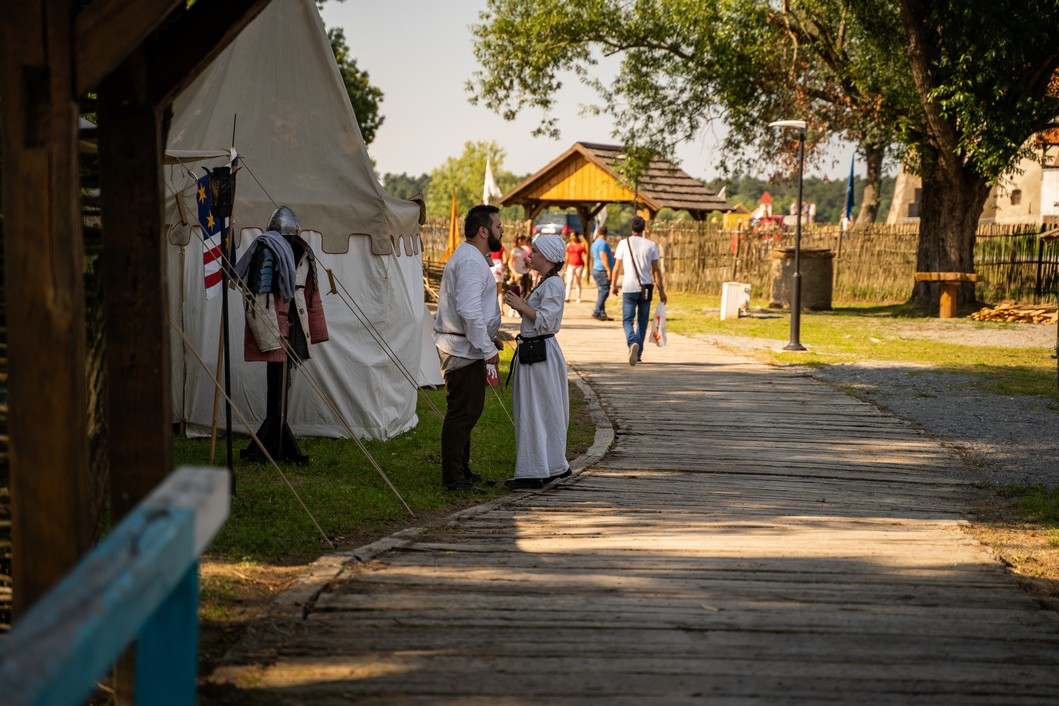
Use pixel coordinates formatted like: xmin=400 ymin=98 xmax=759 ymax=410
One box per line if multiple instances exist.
xmin=533 ymin=234 xmax=566 ymax=265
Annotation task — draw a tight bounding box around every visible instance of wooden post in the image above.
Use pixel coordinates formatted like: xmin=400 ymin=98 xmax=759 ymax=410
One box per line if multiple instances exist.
xmin=98 ymin=51 xmax=173 ymax=523
xmin=97 ymin=51 xmax=173 ymax=706
xmin=1 ymin=0 xmax=93 ymax=617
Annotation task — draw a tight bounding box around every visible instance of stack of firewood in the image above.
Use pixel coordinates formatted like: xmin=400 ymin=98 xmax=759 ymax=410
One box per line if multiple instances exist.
xmin=969 ymin=302 xmax=1059 ymax=324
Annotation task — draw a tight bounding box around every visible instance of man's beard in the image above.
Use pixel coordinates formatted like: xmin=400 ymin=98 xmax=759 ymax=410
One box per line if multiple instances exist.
xmin=487 ymin=234 xmax=503 ymax=253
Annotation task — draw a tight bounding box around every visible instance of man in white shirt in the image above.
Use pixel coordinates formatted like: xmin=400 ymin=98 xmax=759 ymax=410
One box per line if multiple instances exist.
xmin=611 ymin=216 xmax=667 ymax=366
xmin=433 ymin=205 xmax=504 ymax=492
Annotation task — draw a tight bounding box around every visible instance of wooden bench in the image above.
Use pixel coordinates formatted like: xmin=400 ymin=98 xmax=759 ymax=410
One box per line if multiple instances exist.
xmin=914 ymin=272 xmax=983 ymax=318
xmin=0 ymin=467 xmax=229 ymax=706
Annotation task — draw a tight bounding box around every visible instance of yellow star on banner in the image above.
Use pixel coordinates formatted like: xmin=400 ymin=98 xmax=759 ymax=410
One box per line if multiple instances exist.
xmin=198 ymin=184 xmax=207 ymax=203
xmin=206 ymin=213 xmax=216 ymax=230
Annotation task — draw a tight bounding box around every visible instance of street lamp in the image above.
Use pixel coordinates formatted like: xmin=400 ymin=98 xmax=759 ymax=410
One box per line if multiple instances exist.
xmin=769 ymin=119 xmax=808 ymax=351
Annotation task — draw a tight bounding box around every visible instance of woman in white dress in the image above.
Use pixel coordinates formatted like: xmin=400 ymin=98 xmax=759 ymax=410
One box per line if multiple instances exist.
xmin=502 ymin=234 xmax=571 ymax=490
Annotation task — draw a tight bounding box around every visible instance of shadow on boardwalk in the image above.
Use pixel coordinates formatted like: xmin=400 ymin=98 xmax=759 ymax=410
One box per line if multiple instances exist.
xmin=207 ymin=304 xmax=1059 ymax=705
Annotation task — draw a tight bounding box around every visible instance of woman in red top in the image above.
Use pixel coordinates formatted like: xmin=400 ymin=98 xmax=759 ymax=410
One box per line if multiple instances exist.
xmin=564 ymin=232 xmax=587 ymax=303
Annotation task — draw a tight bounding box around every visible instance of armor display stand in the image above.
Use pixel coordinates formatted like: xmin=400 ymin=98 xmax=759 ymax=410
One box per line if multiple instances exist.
xmin=240 ymin=205 xmax=322 ymax=466
xmin=241 ymin=359 xmax=308 ymax=464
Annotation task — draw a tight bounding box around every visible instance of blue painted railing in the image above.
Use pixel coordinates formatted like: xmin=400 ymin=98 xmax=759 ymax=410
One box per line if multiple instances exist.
xmin=0 ymin=466 xmax=230 ymax=706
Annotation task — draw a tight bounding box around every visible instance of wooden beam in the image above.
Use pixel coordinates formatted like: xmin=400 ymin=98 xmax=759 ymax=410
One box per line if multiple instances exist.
xmin=74 ymin=0 xmax=183 ymax=96
xmin=97 ymin=50 xmax=173 ymax=523
xmin=150 ymin=0 xmax=273 ymax=108
xmin=524 ymin=202 xmax=546 ymax=224
xmin=1 ymin=0 xmax=93 ymax=616
xmin=97 ymin=49 xmax=173 ymax=705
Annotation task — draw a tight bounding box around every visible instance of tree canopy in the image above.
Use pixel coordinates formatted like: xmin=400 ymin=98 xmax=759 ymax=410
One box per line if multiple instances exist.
xmin=856 ymin=0 xmax=1059 ymax=303
xmin=426 ymin=141 xmax=524 ymax=219
xmin=468 ymin=0 xmax=902 ymax=223
xmin=328 ymin=27 xmax=384 ymax=145
xmin=471 ymin=0 xmax=1059 ymax=305
xmin=382 ymin=172 xmax=432 ymax=202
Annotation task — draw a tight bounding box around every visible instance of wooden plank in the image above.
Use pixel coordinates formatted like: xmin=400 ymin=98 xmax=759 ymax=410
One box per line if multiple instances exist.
xmin=0 ymin=0 xmax=93 ymax=616
xmin=149 ymin=0 xmax=274 ymax=108
xmin=73 ymin=0 xmax=182 ymax=95
xmin=98 ymin=50 xmax=173 ymax=522
xmin=210 ymin=310 xmax=1059 ymax=702
xmin=914 ymin=272 xmax=983 ymax=282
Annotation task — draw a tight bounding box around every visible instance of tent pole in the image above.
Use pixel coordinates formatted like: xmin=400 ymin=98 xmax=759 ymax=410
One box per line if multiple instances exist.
xmin=208 ymin=323 xmax=224 ymax=463
xmin=222 ymin=222 xmax=235 ymax=493
xmin=224 ymin=116 xmax=239 ymax=493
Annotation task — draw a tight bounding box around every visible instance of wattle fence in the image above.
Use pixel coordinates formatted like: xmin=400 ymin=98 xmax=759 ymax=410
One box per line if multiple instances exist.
xmin=419 ymin=219 xmax=1059 ymax=305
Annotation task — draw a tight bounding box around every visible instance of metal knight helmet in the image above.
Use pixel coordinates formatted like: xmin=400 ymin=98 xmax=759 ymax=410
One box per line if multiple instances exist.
xmin=266 ymin=205 xmax=300 ymax=237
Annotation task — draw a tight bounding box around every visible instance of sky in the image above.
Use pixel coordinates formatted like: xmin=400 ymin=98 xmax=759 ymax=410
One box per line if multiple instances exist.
xmin=319 ymin=0 xmax=858 ymax=183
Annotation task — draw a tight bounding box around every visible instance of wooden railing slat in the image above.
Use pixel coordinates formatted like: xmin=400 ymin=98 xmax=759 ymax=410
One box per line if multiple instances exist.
xmin=0 ymin=467 xmax=228 ymax=706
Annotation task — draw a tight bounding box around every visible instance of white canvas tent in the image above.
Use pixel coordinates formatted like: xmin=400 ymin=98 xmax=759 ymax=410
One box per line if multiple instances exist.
xmin=165 ymin=0 xmax=440 ymax=440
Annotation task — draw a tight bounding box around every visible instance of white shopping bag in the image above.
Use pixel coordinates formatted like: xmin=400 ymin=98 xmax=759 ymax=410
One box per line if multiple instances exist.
xmin=650 ymin=301 xmax=667 ymax=347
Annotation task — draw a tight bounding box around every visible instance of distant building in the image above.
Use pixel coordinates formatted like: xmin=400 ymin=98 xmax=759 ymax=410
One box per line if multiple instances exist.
xmin=751 ymin=191 xmax=773 ymax=219
xmin=887 ymin=130 xmax=1059 ymax=227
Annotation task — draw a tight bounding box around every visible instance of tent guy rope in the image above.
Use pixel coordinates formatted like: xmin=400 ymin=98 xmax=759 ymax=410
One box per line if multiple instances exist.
xmin=330 ymin=271 xmax=444 ymax=421
xmin=169 ymin=211 xmax=417 ymax=515
xmin=213 ymin=246 xmax=416 ymax=516
xmin=169 ymin=316 xmax=337 ymax=547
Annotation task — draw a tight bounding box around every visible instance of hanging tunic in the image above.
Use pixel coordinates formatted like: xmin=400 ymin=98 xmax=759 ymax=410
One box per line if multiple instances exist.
xmin=242 ymin=235 xmax=329 ymax=363
xmin=512 ymin=275 xmax=569 ymax=479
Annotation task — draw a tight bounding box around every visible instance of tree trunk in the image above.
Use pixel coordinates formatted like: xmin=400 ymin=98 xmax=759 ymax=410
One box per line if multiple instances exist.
xmin=855 ymin=141 xmax=886 ymax=226
xmin=911 ymin=155 xmax=991 ymax=307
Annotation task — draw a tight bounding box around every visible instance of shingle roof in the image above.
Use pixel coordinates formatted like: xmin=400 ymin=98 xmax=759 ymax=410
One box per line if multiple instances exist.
xmin=577 ymin=142 xmax=732 ymax=213
xmin=500 ymin=142 xmax=732 ymax=217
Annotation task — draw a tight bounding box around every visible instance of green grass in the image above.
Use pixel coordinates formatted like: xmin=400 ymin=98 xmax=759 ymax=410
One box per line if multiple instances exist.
xmin=178 ymin=346 xmax=595 ymax=563
xmin=663 ymin=293 xmax=1059 ymax=397
xmin=994 ymin=485 xmax=1059 ymax=548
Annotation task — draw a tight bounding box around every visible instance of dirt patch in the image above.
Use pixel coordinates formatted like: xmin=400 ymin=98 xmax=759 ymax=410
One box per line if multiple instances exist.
xmin=199 ymin=561 xmax=308 ymax=678
xmin=967 ymin=491 xmax=1059 ymax=610
xmin=891 ymin=318 xmax=1057 ymax=349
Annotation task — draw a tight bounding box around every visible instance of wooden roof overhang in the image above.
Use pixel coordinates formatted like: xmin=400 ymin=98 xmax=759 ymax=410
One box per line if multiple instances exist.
xmin=499 ymin=142 xmax=732 ymax=225
xmin=1 ymin=0 xmax=271 ymax=620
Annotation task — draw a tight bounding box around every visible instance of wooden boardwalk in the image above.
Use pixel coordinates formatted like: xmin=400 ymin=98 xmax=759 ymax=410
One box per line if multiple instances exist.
xmin=211 ymin=304 xmax=1059 ymax=704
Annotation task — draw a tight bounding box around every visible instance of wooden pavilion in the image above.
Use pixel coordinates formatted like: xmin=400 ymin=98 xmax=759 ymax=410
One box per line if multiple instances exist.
xmin=498 ymin=141 xmax=732 ymax=232
xmin=1 ymin=0 xmax=274 ymax=630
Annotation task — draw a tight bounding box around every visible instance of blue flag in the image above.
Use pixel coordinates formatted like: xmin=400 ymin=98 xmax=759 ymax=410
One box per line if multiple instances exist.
xmin=843 ymin=156 xmax=855 ymax=225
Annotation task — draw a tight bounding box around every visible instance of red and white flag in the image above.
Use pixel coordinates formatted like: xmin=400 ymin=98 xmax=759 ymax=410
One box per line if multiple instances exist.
xmin=195 ymin=174 xmax=224 ymax=299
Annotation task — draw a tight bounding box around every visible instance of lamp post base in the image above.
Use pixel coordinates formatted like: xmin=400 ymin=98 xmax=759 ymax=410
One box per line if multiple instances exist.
xmin=785 ymin=272 xmax=805 ymax=351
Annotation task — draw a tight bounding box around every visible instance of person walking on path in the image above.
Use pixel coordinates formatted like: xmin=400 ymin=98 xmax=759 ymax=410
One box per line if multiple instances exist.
xmin=433 ymin=204 xmax=505 ymax=493
xmin=508 ymin=233 xmax=533 ymax=297
xmin=503 ymin=234 xmax=570 ymax=490
xmin=611 ymin=216 xmax=667 ymax=365
xmin=590 ymin=225 xmax=614 ymax=320
xmin=564 ymin=232 xmax=587 ymax=303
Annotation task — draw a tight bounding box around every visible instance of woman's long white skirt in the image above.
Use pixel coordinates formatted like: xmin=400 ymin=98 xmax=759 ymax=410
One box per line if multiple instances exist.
xmin=512 ymin=338 xmax=569 ymax=479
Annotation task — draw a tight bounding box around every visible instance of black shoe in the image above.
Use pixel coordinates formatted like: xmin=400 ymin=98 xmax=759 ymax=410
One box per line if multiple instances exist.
xmin=545 ymin=469 xmax=572 ymax=484
xmin=465 ymin=470 xmax=483 ymax=483
xmin=443 ymin=480 xmax=487 ymax=495
xmin=504 ymin=477 xmax=546 ymax=490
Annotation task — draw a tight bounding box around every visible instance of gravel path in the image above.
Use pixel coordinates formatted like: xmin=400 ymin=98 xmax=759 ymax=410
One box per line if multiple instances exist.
xmin=693 ymin=322 xmax=1059 ymax=487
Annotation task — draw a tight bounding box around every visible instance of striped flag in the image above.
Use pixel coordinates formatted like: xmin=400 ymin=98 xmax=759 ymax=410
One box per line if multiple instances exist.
xmin=196 ymin=174 xmax=224 ymax=299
